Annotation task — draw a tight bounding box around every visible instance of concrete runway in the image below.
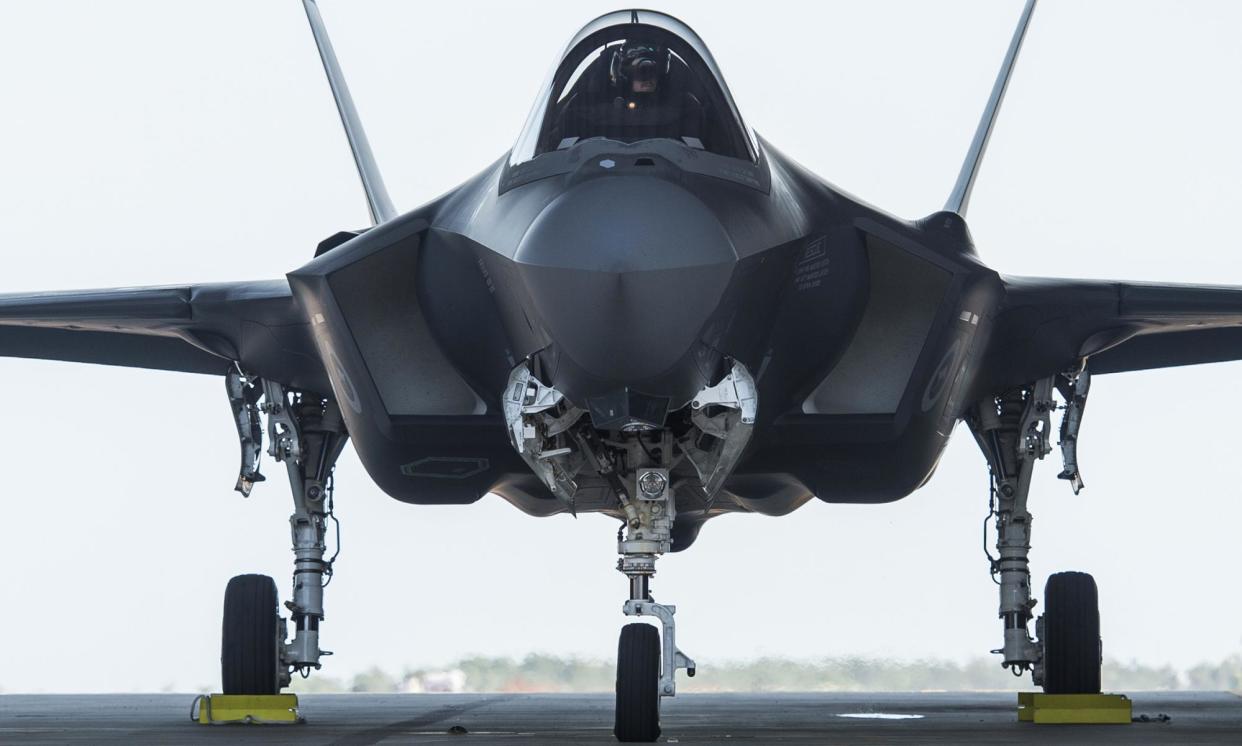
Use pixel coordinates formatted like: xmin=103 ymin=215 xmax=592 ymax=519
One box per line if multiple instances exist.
xmin=1 ymin=691 xmax=1238 ymax=744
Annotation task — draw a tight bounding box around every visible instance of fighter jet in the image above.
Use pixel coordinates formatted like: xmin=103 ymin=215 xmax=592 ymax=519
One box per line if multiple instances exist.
xmin=4 ymin=0 xmax=1240 ymax=740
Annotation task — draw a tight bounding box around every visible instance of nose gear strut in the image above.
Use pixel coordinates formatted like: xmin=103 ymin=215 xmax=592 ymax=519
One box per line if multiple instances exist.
xmin=614 ymin=468 xmax=696 ymax=741
xmin=501 ymin=360 xmax=759 ymax=739
xmin=618 ymin=468 xmax=697 ymax=695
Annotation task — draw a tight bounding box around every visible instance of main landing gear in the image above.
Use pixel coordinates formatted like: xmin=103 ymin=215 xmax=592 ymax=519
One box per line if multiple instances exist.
xmin=614 ymin=468 xmax=695 ymax=743
xmin=221 ymin=369 xmax=348 ymax=693
xmin=969 ymin=368 xmax=1101 ymax=693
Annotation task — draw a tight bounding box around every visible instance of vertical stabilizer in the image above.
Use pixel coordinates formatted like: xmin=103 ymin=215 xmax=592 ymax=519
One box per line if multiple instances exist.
xmin=302 ymin=0 xmax=397 ymax=225
xmin=943 ymin=0 xmax=1037 ymax=216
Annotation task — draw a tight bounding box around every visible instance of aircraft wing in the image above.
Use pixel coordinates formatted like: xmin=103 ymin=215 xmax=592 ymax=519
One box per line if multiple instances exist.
xmin=0 ymin=280 xmax=327 ymax=391
xmin=986 ymin=276 xmax=1242 ymax=388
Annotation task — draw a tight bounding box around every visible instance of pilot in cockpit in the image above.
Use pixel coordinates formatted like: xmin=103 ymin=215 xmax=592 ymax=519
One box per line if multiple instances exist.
xmin=606 ymin=41 xmax=704 ymax=143
xmin=549 ymin=37 xmax=707 ymax=149
xmin=613 ymin=42 xmax=666 ymax=96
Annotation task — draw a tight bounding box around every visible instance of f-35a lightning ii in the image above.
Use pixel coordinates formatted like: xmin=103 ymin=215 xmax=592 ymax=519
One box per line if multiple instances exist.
xmin=4 ymin=1 xmax=1239 ymax=740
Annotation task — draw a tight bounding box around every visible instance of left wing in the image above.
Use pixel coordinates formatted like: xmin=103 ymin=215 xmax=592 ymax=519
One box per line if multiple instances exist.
xmin=0 ymin=280 xmax=327 ymax=392
xmin=985 ymin=276 xmax=1242 ymax=388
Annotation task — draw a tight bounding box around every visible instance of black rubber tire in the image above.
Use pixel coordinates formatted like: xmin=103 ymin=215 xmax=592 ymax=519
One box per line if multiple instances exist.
xmin=1041 ymin=571 xmax=1102 ymax=694
xmin=221 ymin=574 xmax=282 ymax=695
xmin=614 ymin=623 xmax=661 ymax=742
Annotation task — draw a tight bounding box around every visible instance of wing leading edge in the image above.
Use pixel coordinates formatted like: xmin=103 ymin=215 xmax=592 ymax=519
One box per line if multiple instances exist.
xmin=986 ymin=276 xmax=1242 ymax=388
xmin=0 ymin=280 xmax=327 ymax=392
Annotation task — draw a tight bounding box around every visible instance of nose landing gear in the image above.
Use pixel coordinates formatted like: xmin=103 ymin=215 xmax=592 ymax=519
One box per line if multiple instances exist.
xmin=613 ymin=467 xmax=696 ymax=742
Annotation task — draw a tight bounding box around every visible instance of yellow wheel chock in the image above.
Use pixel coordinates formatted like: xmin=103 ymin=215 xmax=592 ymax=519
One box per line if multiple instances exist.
xmin=191 ymin=693 xmax=304 ymax=725
xmin=1018 ymin=692 xmax=1132 ymax=724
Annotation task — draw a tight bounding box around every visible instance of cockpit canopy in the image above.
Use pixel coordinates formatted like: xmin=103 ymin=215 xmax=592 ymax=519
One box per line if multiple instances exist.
xmin=511 ymin=11 xmax=757 ymax=166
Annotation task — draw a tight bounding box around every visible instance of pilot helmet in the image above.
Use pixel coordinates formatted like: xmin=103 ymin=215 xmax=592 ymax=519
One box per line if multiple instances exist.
xmin=610 ymin=41 xmax=671 ymax=91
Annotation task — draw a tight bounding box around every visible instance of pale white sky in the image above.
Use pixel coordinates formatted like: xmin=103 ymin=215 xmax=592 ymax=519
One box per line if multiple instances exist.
xmin=2 ymin=0 xmax=1241 ymax=693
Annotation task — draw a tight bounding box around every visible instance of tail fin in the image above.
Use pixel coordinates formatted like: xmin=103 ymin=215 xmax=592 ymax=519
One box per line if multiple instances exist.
xmin=943 ymin=0 xmax=1037 ymax=216
xmin=302 ymin=0 xmax=397 ymax=225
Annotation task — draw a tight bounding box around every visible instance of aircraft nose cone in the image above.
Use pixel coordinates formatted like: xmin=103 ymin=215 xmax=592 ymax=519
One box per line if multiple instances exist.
xmin=515 ymin=175 xmax=737 ymax=408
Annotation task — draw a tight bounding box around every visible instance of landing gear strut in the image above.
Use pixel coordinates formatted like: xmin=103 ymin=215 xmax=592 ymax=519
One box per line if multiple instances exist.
xmin=221 ymin=371 xmax=348 ymax=692
xmin=614 ymin=468 xmax=695 ymax=743
xmin=502 ymin=360 xmax=754 ymax=740
xmin=969 ymin=369 xmax=1101 ymax=693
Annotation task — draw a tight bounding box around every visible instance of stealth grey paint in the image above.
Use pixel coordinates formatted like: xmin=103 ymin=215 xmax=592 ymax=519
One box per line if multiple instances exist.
xmin=4 ymin=7 xmax=1242 ymax=551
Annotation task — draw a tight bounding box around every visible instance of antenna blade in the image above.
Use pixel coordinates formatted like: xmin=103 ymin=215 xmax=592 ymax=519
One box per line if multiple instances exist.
xmin=302 ymin=0 xmax=397 ymax=225
xmin=944 ymin=0 xmax=1037 ymax=216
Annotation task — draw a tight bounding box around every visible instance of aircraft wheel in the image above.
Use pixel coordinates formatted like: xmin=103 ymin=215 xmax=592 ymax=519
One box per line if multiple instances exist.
xmin=614 ymin=622 xmax=661 ymax=742
xmin=221 ymin=574 xmax=282 ymax=695
xmin=1041 ymin=571 xmax=1102 ymax=694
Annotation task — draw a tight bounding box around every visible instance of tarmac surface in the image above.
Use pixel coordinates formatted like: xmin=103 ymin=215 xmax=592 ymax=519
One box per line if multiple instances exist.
xmin=1 ymin=691 xmax=1239 ymax=744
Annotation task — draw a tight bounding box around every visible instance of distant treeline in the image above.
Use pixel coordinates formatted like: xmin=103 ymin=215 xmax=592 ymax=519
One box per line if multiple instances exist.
xmin=290 ymin=653 xmax=1242 ymax=694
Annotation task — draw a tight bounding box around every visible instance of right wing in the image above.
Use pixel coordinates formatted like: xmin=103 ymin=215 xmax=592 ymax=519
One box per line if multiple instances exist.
xmin=985 ymin=275 xmax=1242 ymax=389
xmin=0 ymin=279 xmax=328 ymax=392
xmin=2 ymin=1 xmax=391 ymax=394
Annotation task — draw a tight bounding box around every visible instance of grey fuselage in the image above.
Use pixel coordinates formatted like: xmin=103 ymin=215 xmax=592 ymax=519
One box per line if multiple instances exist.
xmin=287 ymin=134 xmax=1003 ymax=548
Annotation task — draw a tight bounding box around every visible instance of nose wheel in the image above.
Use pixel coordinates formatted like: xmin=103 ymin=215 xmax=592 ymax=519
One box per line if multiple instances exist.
xmin=611 ymin=468 xmax=696 ymax=742
xmin=615 ymin=623 xmax=661 ymax=742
